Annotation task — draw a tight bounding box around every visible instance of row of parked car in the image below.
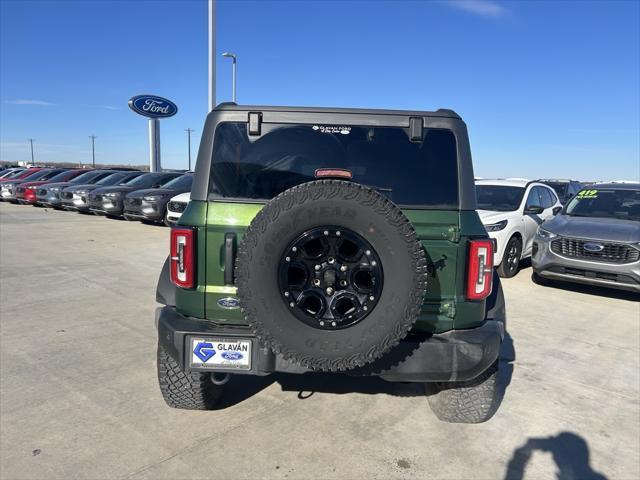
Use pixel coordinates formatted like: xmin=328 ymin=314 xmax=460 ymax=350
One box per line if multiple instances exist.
xmin=476 ymin=177 xmax=639 ymax=293
xmin=0 ymin=166 xmax=192 ymax=226
xmin=1 ymin=166 xmax=637 ymax=293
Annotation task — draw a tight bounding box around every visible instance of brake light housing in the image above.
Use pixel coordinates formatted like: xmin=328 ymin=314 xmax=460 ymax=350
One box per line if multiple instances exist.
xmin=466 ymin=239 xmax=494 ymax=300
xmin=170 ymin=228 xmax=195 ymax=289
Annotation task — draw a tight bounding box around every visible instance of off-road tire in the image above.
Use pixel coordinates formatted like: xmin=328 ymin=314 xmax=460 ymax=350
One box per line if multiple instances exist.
xmin=157 ymin=343 xmax=223 ymax=410
xmin=497 ymin=236 xmax=522 ymax=278
xmin=235 ymin=179 xmax=428 ymax=372
xmin=426 ymin=362 xmax=499 ymax=423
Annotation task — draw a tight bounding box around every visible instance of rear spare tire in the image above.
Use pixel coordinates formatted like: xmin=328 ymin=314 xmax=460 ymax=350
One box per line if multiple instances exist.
xmin=235 ymin=180 xmax=428 ymax=371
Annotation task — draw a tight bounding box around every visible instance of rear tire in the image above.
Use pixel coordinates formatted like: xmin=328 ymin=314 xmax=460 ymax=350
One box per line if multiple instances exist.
xmin=426 ymin=362 xmax=499 ymax=423
xmin=497 ymin=236 xmax=522 ymax=278
xmin=157 ymin=343 xmax=224 ymax=410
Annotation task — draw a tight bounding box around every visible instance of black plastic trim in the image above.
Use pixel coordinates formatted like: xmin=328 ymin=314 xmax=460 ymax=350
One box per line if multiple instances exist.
xmin=156 ymin=256 xmax=175 ymax=306
xmin=224 ymin=233 xmax=236 ymax=285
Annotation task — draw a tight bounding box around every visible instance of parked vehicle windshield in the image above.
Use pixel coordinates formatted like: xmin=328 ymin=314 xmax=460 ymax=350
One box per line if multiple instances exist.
xmin=124 ymin=173 xmax=161 ymax=187
xmin=565 ymin=188 xmax=640 ymax=221
xmin=4 ymin=169 xmax=25 ymax=178
xmin=161 ymin=174 xmax=191 ymax=189
xmin=65 ymin=170 xmax=100 ymax=184
xmin=47 ymin=170 xmax=78 ymax=183
xmin=19 ymin=169 xmax=60 ymax=181
xmin=95 ymin=172 xmax=128 ymax=186
xmin=476 ymin=185 xmax=525 ymax=212
xmin=209 ymin=122 xmax=459 ymax=207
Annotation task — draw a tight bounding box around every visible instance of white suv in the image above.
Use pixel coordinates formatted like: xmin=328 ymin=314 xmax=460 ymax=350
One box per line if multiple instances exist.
xmin=165 ymin=192 xmax=191 ymax=226
xmin=476 ymin=179 xmax=562 ymax=278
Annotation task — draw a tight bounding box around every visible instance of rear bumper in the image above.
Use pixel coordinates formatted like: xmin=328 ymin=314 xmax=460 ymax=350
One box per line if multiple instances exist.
xmin=156 ymin=306 xmax=504 ymax=383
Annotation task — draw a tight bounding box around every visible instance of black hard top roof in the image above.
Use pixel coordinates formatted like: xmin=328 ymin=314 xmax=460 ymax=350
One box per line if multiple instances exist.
xmin=213 ymin=102 xmax=461 ymax=119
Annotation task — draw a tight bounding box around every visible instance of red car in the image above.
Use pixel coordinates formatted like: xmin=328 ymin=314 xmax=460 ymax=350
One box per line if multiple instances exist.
xmin=0 ymin=168 xmax=44 ymax=201
xmin=18 ymin=169 xmax=89 ymax=204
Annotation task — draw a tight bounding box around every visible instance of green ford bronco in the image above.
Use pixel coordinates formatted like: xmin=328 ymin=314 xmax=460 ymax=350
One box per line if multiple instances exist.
xmin=155 ymin=104 xmax=506 ymax=423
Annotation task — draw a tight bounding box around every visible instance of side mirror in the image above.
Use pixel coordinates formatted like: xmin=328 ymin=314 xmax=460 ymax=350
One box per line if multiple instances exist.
xmin=525 ymin=205 xmax=544 ymax=215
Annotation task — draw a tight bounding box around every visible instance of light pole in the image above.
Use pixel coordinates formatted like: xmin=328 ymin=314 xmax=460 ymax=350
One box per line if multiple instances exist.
xmin=185 ymin=128 xmax=195 ymax=171
xmin=89 ymin=135 xmax=97 ymax=167
xmin=208 ymin=0 xmax=216 ymax=112
xmin=222 ymin=52 xmax=237 ymax=103
xmin=28 ymin=138 xmax=35 ymax=164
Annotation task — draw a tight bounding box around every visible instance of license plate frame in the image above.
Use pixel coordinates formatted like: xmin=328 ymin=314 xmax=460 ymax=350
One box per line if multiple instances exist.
xmin=189 ymin=337 xmax=252 ymax=371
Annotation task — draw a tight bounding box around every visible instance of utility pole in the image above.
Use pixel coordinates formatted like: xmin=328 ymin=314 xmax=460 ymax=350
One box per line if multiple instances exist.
xmin=28 ymin=138 xmax=35 ymax=164
xmin=185 ymin=128 xmax=195 ymax=171
xmin=208 ymin=0 xmax=216 ymax=112
xmin=89 ymin=135 xmax=97 ymax=167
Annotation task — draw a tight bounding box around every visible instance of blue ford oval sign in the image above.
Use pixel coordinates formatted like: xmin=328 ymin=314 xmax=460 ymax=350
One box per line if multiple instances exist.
xmin=128 ymin=94 xmax=178 ymax=118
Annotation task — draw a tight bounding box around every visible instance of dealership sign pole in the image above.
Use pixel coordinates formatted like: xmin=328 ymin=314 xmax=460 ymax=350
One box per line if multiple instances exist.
xmin=127 ymin=94 xmax=178 ymax=172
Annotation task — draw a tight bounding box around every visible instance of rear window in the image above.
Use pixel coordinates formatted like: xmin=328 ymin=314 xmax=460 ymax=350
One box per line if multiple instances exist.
xmin=209 ymin=122 xmax=459 ymax=207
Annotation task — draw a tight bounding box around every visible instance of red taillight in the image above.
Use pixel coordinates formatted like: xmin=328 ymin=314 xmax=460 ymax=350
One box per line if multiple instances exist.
xmin=170 ymin=228 xmax=195 ymax=289
xmin=466 ymin=239 xmax=494 ymax=301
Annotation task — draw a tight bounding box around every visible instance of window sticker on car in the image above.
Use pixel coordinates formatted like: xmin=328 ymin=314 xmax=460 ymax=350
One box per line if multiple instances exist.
xmin=576 ymin=189 xmax=598 ymax=199
xmin=312 ymin=125 xmax=351 ymax=135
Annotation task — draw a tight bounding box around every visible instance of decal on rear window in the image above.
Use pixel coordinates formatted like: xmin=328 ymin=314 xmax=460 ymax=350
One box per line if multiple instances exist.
xmin=312 ymin=125 xmax=351 ymax=135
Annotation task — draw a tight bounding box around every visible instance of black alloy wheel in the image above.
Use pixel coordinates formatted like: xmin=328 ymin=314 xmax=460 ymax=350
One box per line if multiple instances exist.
xmin=278 ymin=226 xmax=383 ymax=330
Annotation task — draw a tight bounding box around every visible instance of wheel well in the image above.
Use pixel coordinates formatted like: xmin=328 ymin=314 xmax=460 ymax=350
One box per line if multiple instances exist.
xmin=510 ymin=232 xmax=523 ymax=245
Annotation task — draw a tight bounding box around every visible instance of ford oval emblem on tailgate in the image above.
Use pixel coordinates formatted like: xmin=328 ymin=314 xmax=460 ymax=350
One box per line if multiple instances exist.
xmin=583 ymin=242 xmax=604 ymax=252
xmin=217 ymin=297 xmax=240 ymax=309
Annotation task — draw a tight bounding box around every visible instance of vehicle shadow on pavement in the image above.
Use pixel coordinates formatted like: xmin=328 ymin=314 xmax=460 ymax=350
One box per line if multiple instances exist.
xmin=212 ymin=374 xmax=275 ymax=410
xmin=275 ymin=372 xmax=425 ymax=398
xmin=503 ymin=432 xmax=608 ymax=480
xmin=534 ymin=278 xmax=639 ymax=302
xmin=497 ymin=331 xmax=516 ymax=407
xmin=213 ymin=332 xmax=516 ymax=407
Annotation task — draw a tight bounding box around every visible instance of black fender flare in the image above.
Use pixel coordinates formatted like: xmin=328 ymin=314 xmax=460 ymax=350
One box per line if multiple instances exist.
xmin=156 ymin=256 xmax=176 ymax=306
xmin=486 ymin=269 xmax=506 ymax=338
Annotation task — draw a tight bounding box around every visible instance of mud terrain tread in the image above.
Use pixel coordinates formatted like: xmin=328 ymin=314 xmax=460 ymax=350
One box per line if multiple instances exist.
xmin=235 ymin=180 xmax=428 ymax=372
xmin=426 ymin=362 xmax=499 ymax=423
xmin=157 ymin=343 xmax=222 ymax=410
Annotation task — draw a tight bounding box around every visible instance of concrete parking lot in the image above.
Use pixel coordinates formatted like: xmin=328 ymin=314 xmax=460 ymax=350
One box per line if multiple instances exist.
xmin=0 ymin=201 xmax=638 ymax=480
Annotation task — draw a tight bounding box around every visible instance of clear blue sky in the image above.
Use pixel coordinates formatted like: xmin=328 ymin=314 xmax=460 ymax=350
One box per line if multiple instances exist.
xmin=1 ymin=0 xmax=638 ymax=180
